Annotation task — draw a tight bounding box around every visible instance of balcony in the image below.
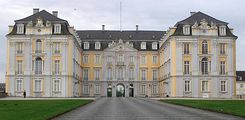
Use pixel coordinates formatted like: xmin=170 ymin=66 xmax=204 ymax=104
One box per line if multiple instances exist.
xmin=116 ymin=62 xmax=124 ymax=66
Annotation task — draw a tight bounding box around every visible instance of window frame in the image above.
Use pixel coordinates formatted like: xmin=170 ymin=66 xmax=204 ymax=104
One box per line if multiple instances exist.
xmin=141 ymin=42 xmax=146 ymax=49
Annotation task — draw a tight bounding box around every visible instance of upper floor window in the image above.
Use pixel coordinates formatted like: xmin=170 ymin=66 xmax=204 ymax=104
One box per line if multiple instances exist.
xmin=153 ymin=55 xmax=157 ymax=64
xmin=107 ymin=56 xmax=112 ymax=62
xmin=16 ymin=42 xmax=23 ymax=54
xmin=83 ymin=55 xmax=88 ymax=64
xmin=219 ymin=26 xmax=226 ymax=36
xmin=184 ymin=61 xmax=190 ymax=75
xmin=141 ymin=69 xmax=147 ymax=80
xmin=118 ymin=55 xmax=123 ymax=62
xmin=83 ymin=69 xmax=89 ymax=80
xmin=183 ymin=25 xmax=190 ymax=35
xmin=117 ymin=68 xmax=124 ymax=80
xmin=17 ymin=60 xmax=23 ymax=74
xmin=95 ymin=55 xmax=101 ymax=64
xmin=152 ymin=42 xmax=157 ymax=50
xmin=107 ymin=68 xmax=112 ymax=80
xmin=183 ymin=43 xmax=190 ymax=54
xmin=129 ymin=56 xmax=134 ymax=63
xmin=220 ymin=43 xmax=226 ymax=54
xmin=53 ymin=24 xmax=61 ymax=34
xmin=17 ymin=24 xmax=24 ymax=34
xmin=129 ymin=68 xmax=134 ymax=80
xmin=54 ymin=60 xmax=60 ymax=74
xmin=220 ymin=61 xmax=226 ymax=75
xmin=53 ymin=42 xmax=60 ymax=54
xmin=84 ymin=42 xmax=89 ymax=49
xmin=202 ymin=40 xmax=208 ymax=54
xmin=141 ymin=42 xmax=146 ymax=49
xmin=152 ymin=69 xmax=157 ymax=80
xmin=36 ymin=39 xmax=42 ymax=53
xmin=35 ymin=57 xmax=42 ymax=74
xmin=141 ymin=55 xmax=146 ymax=64
xmin=95 ymin=69 xmax=100 ymax=80
xmin=95 ymin=42 xmax=101 ymax=49
xmin=201 ymin=57 xmax=208 ymax=75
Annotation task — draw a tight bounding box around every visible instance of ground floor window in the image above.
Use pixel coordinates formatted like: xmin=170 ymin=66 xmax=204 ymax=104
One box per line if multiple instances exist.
xmin=95 ymin=85 xmax=100 ymax=94
xmin=201 ymin=81 xmax=208 ymax=92
xmin=34 ymin=79 xmax=42 ymax=92
xmin=53 ymin=79 xmax=60 ymax=92
xmin=16 ymin=79 xmax=23 ymax=92
xmin=141 ymin=85 xmax=146 ymax=95
xmin=221 ymin=81 xmax=227 ymax=92
xmin=83 ymin=85 xmax=89 ymax=94
xmin=184 ymin=81 xmax=191 ymax=92
xmin=152 ymin=85 xmax=157 ymax=94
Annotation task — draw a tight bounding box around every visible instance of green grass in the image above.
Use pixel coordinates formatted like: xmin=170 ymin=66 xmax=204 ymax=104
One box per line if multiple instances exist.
xmin=0 ymin=99 xmax=92 ymax=120
xmin=161 ymin=99 xmax=245 ymax=117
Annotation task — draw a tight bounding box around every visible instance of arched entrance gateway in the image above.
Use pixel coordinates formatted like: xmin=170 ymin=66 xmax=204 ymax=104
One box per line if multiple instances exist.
xmin=116 ymin=84 xmax=125 ymax=97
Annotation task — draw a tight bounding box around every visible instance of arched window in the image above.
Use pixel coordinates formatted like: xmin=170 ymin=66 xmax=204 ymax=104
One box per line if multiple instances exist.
xmin=201 ymin=57 xmax=208 ymax=74
xmin=35 ymin=57 xmax=42 ymax=74
xmin=202 ymin=40 xmax=208 ymax=54
xmin=36 ymin=39 xmax=42 ymax=53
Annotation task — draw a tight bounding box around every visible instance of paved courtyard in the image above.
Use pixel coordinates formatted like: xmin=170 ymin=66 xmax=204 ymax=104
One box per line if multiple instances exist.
xmin=53 ymin=97 xmax=244 ymax=120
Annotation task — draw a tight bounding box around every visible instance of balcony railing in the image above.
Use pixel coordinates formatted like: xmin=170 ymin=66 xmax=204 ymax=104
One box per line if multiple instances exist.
xmin=17 ymin=50 xmax=23 ymax=54
xmin=54 ymin=50 xmax=60 ymax=54
xmin=35 ymin=71 xmax=42 ymax=74
xmin=117 ymin=62 xmax=124 ymax=66
xmin=35 ymin=50 xmax=42 ymax=53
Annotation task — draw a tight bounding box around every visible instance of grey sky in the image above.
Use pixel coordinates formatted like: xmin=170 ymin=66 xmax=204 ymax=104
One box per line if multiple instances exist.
xmin=0 ymin=0 xmax=245 ymax=83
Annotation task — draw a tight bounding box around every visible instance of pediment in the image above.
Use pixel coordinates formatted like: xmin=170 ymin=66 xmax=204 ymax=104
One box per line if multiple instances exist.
xmin=104 ymin=41 xmax=137 ymax=52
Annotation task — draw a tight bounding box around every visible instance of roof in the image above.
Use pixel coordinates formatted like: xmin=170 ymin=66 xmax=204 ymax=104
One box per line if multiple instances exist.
xmin=77 ymin=30 xmax=165 ymax=51
xmin=77 ymin=30 xmax=165 ymax=40
xmin=175 ymin=11 xmax=227 ymax=26
xmin=15 ymin=10 xmax=68 ymax=24
xmin=236 ymin=71 xmax=245 ymax=81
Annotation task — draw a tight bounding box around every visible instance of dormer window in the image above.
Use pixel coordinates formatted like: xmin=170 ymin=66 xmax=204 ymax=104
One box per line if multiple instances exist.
xmin=219 ymin=26 xmax=226 ymax=36
xmin=84 ymin=42 xmax=89 ymax=49
xmin=17 ymin=24 xmax=24 ymax=34
xmin=152 ymin=42 xmax=157 ymax=50
xmin=183 ymin=25 xmax=190 ymax=35
xmin=54 ymin=24 xmax=61 ymax=34
xmin=95 ymin=42 xmax=101 ymax=49
xmin=141 ymin=42 xmax=146 ymax=49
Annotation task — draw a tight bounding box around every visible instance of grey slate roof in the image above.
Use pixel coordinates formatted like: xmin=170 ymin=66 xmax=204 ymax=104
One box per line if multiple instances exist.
xmin=172 ymin=12 xmax=236 ymax=37
xmin=237 ymin=71 xmax=245 ymax=81
xmin=77 ymin=30 xmax=165 ymax=51
xmin=15 ymin=10 xmax=68 ymax=24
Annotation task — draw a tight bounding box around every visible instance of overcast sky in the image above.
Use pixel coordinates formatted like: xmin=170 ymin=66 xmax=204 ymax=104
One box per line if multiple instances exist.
xmin=0 ymin=0 xmax=245 ymax=83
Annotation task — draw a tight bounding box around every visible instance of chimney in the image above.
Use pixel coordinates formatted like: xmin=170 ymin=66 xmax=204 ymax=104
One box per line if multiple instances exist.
xmin=33 ymin=8 xmax=39 ymax=14
xmin=52 ymin=11 xmax=58 ymax=17
xmin=136 ymin=25 xmax=139 ymax=31
xmin=102 ymin=25 xmax=105 ymax=30
xmin=190 ymin=12 xmax=197 ymax=16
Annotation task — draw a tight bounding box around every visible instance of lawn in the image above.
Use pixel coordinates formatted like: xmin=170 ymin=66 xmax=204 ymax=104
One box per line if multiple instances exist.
xmin=0 ymin=99 xmax=92 ymax=120
xmin=161 ymin=99 xmax=245 ymax=117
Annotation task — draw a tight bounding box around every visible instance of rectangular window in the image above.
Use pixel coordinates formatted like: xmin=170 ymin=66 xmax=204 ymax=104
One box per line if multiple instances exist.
xmin=53 ymin=42 xmax=60 ymax=54
xmin=152 ymin=42 xmax=157 ymax=50
xmin=240 ymin=84 xmax=243 ymax=88
xmin=54 ymin=60 xmax=60 ymax=74
xmin=108 ymin=68 xmax=112 ymax=80
xmin=95 ymin=55 xmax=100 ymax=64
xmin=201 ymin=81 xmax=208 ymax=92
xmin=83 ymin=55 xmax=88 ymax=64
xmin=184 ymin=61 xmax=190 ymax=75
xmin=183 ymin=25 xmax=190 ymax=35
xmin=34 ymin=79 xmax=42 ymax=92
xmin=17 ymin=24 xmax=24 ymax=34
xmin=16 ymin=79 xmax=23 ymax=91
xmin=220 ymin=61 xmax=226 ymax=75
xmin=220 ymin=43 xmax=225 ymax=54
xmin=95 ymin=42 xmax=101 ymax=49
xmin=129 ymin=68 xmax=134 ymax=80
xmin=84 ymin=42 xmax=89 ymax=49
xmin=17 ymin=60 xmax=23 ymax=74
xmin=95 ymin=85 xmax=100 ymax=94
xmin=221 ymin=81 xmax=227 ymax=92
xmin=107 ymin=56 xmax=112 ymax=63
xmin=117 ymin=68 xmax=123 ymax=80
xmin=53 ymin=79 xmax=60 ymax=92
xmin=141 ymin=55 xmax=146 ymax=64
xmin=118 ymin=55 xmax=123 ymax=62
xmin=141 ymin=69 xmax=146 ymax=80
xmin=129 ymin=56 xmax=134 ymax=63
xmin=54 ymin=24 xmax=61 ymax=34
xmin=219 ymin=26 xmax=226 ymax=36
xmin=153 ymin=55 xmax=157 ymax=64
xmin=184 ymin=43 xmax=190 ymax=54
xmin=141 ymin=42 xmax=146 ymax=49
xmin=83 ymin=69 xmax=89 ymax=80
xmin=152 ymin=69 xmax=157 ymax=80
xmin=16 ymin=42 xmax=23 ymax=54
xmin=142 ymin=85 xmax=146 ymax=95
xmin=83 ymin=85 xmax=89 ymax=94
xmin=152 ymin=85 xmax=157 ymax=94
xmin=184 ymin=81 xmax=191 ymax=92
xmin=95 ymin=69 xmax=100 ymax=80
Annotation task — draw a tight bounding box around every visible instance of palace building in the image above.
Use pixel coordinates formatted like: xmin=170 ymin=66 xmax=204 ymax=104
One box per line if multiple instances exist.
xmin=5 ymin=9 xmax=237 ymax=98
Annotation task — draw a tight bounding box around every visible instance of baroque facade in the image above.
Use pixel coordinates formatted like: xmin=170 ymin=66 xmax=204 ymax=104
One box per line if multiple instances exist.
xmin=5 ymin=9 xmax=237 ymax=98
